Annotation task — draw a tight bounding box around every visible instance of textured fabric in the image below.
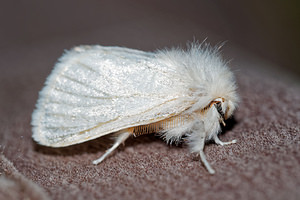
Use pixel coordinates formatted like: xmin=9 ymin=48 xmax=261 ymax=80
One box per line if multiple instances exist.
xmin=0 ymin=155 xmax=50 ymax=200
xmin=0 ymin=1 xmax=299 ymax=198
xmin=0 ymin=37 xmax=299 ymax=200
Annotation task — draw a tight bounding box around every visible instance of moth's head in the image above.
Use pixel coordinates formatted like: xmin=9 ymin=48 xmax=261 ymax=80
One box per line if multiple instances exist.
xmin=211 ymin=97 xmax=237 ymax=122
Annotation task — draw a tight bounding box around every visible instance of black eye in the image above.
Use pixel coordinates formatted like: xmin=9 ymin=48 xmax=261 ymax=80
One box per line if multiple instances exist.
xmin=214 ymin=102 xmax=225 ymax=118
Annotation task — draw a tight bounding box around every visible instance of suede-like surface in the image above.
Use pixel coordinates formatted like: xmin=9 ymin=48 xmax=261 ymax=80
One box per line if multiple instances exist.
xmin=0 ymin=37 xmax=299 ymax=200
xmin=0 ymin=1 xmax=299 ymax=199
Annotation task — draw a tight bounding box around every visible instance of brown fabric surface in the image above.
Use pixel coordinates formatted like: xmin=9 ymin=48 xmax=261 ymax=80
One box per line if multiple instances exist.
xmin=1 ymin=38 xmax=299 ymax=200
xmin=1 ymin=1 xmax=300 ymax=200
xmin=0 ymin=155 xmax=50 ymax=200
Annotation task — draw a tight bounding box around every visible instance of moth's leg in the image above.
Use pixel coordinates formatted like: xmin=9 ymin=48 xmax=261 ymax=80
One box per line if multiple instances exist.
xmin=213 ymin=134 xmax=236 ymax=146
xmin=199 ymin=136 xmax=215 ymax=174
xmin=92 ymin=130 xmax=131 ymax=165
xmin=190 ymin=121 xmax=215 ymax=174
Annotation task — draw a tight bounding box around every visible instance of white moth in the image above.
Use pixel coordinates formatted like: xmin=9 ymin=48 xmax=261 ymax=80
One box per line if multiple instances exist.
xmin=32 ymin=42 xmax=238 ymax=174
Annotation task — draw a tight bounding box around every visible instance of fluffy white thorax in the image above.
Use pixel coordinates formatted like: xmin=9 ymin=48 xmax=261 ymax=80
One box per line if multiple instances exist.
xmin=157 ymin=43 xmax=238 ymax=113
xmin=156 ymin=43 xmax=238 ymax=147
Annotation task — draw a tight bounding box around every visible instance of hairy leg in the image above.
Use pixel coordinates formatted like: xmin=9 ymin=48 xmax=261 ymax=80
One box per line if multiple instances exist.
xmin=213 ymin=134 xmax=236 ymax=146
xmin=198 ymin=136 xmax=215 ymax=174
xmin=93 ymin=130 xmax=131 ymax=165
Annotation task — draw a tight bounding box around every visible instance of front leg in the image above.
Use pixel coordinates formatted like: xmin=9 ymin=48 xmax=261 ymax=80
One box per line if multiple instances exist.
xmin=213 ymin=134 xmax=237 ymax=146
xmin=198 ymin=136 xmax=215 ymax=174
xmin=188 ymin=121 xmax=215 ymax=174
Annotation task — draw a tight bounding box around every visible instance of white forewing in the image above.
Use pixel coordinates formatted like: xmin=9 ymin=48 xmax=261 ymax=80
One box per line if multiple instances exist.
xmin=32 ymin=46 xmax=193 ymax=147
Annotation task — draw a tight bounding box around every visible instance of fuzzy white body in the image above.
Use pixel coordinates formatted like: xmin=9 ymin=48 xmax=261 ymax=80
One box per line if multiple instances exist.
xmin=32 ymin=43 xmax=238 ymax=174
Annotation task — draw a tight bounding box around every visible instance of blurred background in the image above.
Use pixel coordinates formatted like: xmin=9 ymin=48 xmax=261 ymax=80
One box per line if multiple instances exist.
xmin=0 ymin=0 xmax=299 ymax=77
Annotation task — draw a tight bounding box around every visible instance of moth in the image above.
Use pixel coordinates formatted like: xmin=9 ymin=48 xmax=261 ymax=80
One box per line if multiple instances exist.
xmin=32 ymin=42 xmax=239 ymax=174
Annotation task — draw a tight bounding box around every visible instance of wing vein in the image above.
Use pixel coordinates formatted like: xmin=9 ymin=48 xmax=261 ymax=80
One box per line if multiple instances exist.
xmin=59 ymin=74 xmax=110 ymax=96
xmin=52 ymin=87 xmax=109 ymax=100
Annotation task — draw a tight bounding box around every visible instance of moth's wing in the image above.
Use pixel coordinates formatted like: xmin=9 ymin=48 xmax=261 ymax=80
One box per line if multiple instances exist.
xmin=32 ymin=45 xmax=193 ymax=147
